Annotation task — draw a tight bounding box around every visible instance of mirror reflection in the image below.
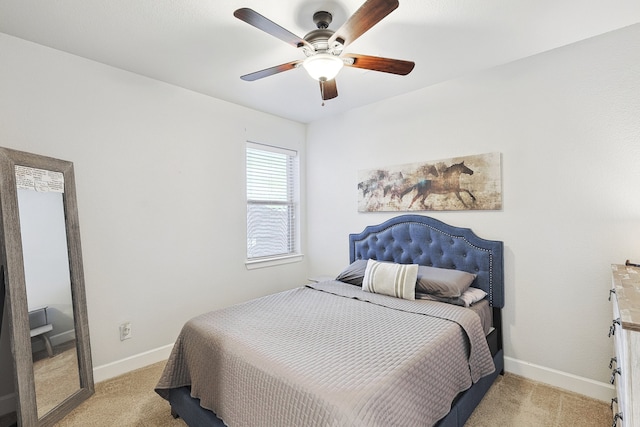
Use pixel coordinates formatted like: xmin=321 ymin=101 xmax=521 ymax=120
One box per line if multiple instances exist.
xmin=16 ymin=169 xmax=81 ymax=418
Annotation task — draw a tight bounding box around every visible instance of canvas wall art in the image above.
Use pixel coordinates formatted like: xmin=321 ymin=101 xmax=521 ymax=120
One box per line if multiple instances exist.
xmin=358 ymin=152 xmax=502 ymax=212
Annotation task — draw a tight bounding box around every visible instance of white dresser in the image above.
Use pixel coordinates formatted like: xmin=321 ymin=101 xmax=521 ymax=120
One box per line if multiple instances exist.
xmin=609 ymin=264 xmax=640 ymax=427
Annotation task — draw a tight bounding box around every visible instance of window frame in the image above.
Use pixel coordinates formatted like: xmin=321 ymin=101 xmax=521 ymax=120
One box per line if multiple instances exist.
xmin=245 ymin=141 xmax=302 ymax=269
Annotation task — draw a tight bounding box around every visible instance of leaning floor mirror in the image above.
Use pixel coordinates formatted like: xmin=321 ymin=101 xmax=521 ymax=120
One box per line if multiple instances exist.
xmin=0 ymin=147 xmax=93 ymax=426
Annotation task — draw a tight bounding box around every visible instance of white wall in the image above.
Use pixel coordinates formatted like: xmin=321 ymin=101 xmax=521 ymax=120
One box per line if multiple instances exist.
xmin=306 ymin=24 xmax=640 ymax=400
xmin=0 ymin=33 xmax=308 ymax=407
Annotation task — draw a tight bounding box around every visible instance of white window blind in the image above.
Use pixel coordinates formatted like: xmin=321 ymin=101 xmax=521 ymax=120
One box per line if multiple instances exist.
xmin=246 ymin=142 xmax=298 ymax=260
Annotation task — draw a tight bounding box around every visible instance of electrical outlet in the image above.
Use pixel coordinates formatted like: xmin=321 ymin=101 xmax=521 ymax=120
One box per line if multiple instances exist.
xmin=119 ymin=322 xmax=132 ymax=341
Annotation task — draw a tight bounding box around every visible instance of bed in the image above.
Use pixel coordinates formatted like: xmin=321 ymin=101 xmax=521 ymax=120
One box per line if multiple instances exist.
xmin=156 ymin=214 xmax=504 ymax=426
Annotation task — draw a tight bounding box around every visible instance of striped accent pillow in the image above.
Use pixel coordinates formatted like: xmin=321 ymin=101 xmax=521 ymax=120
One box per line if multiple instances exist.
xmin=362 ymin=259 xmax=418 ymax=300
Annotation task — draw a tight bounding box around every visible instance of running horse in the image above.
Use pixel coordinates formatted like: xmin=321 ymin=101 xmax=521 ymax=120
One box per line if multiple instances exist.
xmin=401 ymin=161 xmax=476 ymax=209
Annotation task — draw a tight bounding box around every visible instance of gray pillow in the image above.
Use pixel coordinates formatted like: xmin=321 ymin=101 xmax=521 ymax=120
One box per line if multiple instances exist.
xmin=335 ymin=259 xmax=368 ymax=286
xmin=416 ymin=266 xmax=476 ymax=298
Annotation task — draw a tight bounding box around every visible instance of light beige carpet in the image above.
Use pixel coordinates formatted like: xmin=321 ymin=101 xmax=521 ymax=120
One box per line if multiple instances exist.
xmin=33 ymin=344 xmax=79 ymax=417
xmin=2 ymin=362 xmax=611 ymax=426
xmin=465 ymin=373 xmax=611 ymax=426
xmin=57 ymin=362 xmax=184 ymax=427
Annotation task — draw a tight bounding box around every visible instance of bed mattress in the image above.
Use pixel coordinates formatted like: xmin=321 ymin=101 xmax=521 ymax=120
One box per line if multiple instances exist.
xmin=156 ymin=281 xmax=495 ymax=427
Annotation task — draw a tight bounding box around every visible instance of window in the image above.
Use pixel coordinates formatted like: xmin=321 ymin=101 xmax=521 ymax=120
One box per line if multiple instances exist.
xmin=246 ymin=142 xmax=299 ymax=264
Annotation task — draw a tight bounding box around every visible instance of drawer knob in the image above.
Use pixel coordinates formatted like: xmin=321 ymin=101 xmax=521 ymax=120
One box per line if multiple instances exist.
xmin=612 ymin=411 xmax=623 ymax=427
xmin=609 ymin=318 xmax=621 ymax=337
xmin=610 ymin=367 xmax=621 ymax=385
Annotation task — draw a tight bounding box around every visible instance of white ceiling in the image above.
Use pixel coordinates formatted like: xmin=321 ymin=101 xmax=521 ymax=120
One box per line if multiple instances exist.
xmin=1 ymin=1 xmax=639 ymax=123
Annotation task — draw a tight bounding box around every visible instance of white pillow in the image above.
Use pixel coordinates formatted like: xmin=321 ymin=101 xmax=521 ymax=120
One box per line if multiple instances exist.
xmin=458 ymin=287 xmax=488 ymax=307
xmin=362 ymin=259 xmax=418 ymax=300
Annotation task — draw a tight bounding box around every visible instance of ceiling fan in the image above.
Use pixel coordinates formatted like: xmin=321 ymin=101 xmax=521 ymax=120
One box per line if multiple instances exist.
xmin=234 ymin=0 xmax=415 ymax=103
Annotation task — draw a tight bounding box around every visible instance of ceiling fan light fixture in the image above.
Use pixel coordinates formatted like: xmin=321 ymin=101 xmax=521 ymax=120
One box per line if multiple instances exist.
xmin=302 ymin=54 xmax=343 ymax=81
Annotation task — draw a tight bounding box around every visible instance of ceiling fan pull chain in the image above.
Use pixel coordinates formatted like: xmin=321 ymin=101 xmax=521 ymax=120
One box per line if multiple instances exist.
xmin=320 ymin=80 xmax=325 ymax=106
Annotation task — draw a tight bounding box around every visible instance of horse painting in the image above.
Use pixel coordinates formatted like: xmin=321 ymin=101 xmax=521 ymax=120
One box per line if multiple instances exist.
xmin=400 ymin=161 xmax=476 ymax=208
xmin=357 ymin=152 xmax=501 ymax=212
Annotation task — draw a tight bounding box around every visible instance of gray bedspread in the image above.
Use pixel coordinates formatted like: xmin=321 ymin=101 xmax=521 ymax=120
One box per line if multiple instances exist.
xmin=155 ymin=281 xmax=495 ymax=426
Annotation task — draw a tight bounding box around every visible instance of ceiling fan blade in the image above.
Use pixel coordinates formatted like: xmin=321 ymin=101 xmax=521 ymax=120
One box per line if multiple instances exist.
xmin=343 ymin=54 xmax=414 ymax=75
xmin=320 ymin=79 xmax=338 ymax=101
xmin=234 ymin=8 xmax=312 ymax=50
xmin=240 ymin=60 xmax=302 ymax=81
xmin=328 ymin=0 xmax=399 ymax=48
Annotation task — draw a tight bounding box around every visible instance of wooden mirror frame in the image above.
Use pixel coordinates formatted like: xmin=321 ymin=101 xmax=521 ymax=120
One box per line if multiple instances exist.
xmin=0 ymin=147 xmax=93 ymax=426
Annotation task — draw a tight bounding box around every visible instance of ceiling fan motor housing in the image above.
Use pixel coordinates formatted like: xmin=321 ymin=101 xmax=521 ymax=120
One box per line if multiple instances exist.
xmin=304 ymin=29 xmax=334 ymax=55
xmin=304 ymin=11 xmax=344 ymax=56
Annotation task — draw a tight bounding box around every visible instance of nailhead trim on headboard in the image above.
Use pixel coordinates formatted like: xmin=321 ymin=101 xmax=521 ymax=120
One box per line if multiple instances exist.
xmin=349 ymin=215 xmax=504 ymax=308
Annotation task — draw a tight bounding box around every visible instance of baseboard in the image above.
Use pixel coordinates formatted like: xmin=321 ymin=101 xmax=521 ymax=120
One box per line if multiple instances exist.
xmin=0 ymin=392 xmax=15 ymax=417
xmin=92 ymin=343 xmax=174 ymax=383
xmin=504 ymin=356 xmax=615 ymax=402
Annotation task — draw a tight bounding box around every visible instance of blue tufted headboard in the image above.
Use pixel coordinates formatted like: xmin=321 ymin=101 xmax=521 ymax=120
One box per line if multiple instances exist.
xmin=349 ymin=215 xmax=504 ymax=308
